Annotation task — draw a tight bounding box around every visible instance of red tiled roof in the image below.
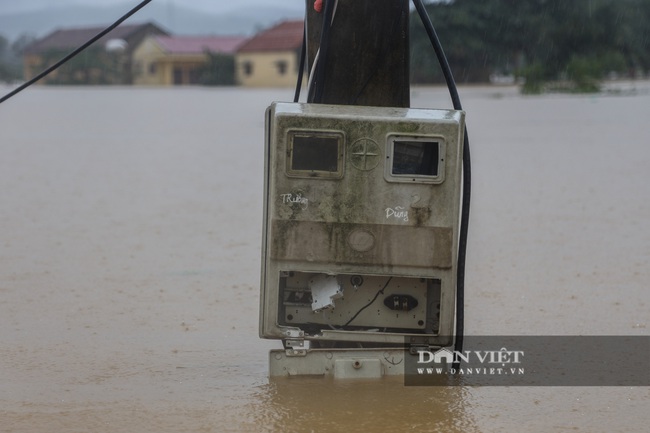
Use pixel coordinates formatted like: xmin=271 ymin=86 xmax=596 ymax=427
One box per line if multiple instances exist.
xmin=24 ymin=23 xmax=167 ymax=54
xmin=154 ymin=35 xmax=248 ymax=55
xmin=237 ymin=20 xmax=304 ymax=53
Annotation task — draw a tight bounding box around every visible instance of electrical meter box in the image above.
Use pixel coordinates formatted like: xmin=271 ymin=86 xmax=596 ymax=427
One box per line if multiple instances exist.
xmin=260 ymin=102 xmax=465 ymax=348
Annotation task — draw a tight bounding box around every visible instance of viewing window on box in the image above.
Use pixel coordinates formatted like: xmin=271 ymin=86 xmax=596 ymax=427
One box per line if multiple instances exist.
xmin=386 ymin=135 xmax=445 ymax=184
xmin=287 ymin=130 xmax=344 ymax=178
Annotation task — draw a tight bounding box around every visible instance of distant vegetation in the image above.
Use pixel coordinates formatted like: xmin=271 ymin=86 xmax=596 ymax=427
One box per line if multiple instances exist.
xmin=27 ymin=47 xmax=128 ymax=85
xmin=2 ymin=0 xmax=649 ymax=92
xmin=0 ymin=34 xmax=31 ymax=83
xmin=410 ymin=0 xmax=650 ymax=93
xmin=199 ymin=53 xmax=236 ymax=86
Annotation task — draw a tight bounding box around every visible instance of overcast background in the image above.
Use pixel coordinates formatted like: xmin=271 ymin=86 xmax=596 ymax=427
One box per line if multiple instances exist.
xmin=0 ymin=0 xmax=302 ymax=15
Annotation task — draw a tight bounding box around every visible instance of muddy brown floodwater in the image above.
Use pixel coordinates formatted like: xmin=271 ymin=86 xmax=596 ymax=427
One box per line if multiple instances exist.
xmin=0 ymin=83 xmax=648 ymax=432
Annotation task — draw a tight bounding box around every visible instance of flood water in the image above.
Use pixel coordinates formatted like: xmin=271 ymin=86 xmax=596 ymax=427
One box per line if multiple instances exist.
xmin=1 ymin=83 xmax=648 ymax=432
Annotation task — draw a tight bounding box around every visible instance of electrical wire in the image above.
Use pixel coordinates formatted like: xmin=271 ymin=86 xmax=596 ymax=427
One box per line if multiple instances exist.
xmin=293 ymin=23 xmax=307 ymax=103
xmin=305 ymin=0 xmax=340 ymax=101
xmin=295 ymin=1 xmax=337 ymax=102
xmin=296 ymin=0 xmax=339 ymax=102
xmin=412 ymin=0 xmax=471 ymax=371
xmin=307 ymin=0 xmax=339 ymax=103
xmin=0 ymin=0 xmax=152 ymax=105
xmin=344 ymin=277 xmax=393 ymax=327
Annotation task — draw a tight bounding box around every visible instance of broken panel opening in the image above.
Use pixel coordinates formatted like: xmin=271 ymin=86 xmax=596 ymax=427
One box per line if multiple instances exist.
xmin=278 ymin=271 xmax=441 ymax=336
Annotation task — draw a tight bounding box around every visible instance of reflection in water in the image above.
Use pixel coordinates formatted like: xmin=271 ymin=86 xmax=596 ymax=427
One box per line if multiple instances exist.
xmin=241 ymin=377 xmax=477 ymax=433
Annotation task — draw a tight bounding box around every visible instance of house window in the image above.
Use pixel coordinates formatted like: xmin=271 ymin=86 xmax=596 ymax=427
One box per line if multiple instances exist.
xmin=148 ymin=62 xmax=157 ymax=75
xmin=242 ymin=61 xmax=253 ymax=76
xmin=276 ymin=60 xmax=288 ymax=75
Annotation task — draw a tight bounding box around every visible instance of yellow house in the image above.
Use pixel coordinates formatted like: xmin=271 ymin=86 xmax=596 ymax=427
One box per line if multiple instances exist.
xmin=23 ymin=23 xmax=167 ymax=85
xmin=236 ymin=20 xmax=304 ymax=87
xmin=132 ymin=35 xmax=247 ymax=86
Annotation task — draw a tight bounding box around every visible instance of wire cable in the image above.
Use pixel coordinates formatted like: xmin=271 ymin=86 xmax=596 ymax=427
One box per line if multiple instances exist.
xmin=0 ymin=0 xmax=152 ymax=105
xmin=307 ymin=0 xmax=338 ymax=103
xmin=344 ymin=277 xmax=393 ymax=327
xmin=412 ymin=0 xmax=461 ymax=110
xmin=293 ymin=23 xmax=307 ymax=103
xmin=412 ymin=0 xmax=471 ymax=371
xmin=304 ymin=0 xmax=339 ymax=102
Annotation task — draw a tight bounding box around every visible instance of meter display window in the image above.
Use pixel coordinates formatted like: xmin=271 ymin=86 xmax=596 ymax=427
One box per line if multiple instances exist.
xmin=386 ymin=135 xmax=445 ymax=183
xmin=287 ymin=131 xmax=344 ymax=178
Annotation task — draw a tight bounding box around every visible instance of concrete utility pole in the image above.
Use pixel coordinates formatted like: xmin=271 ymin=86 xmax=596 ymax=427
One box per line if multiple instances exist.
xmin=305 ymin=0 xmax=410 ymax=108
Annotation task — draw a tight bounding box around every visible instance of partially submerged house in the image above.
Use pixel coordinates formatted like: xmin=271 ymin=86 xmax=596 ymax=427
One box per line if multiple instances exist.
xmin=132 ymin=35 xmax=247 ymax=86
xmin=22 ymin=20 xmax=308 ymax=88
xmin=23 ymin=22 xmax=168 ymax=85
xmin=235 ymin=20 xmax=304 ymax=87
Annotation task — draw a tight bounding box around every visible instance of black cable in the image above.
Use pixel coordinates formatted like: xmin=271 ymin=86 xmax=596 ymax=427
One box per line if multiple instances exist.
xmin=344 ymin=277 xmax=393 ymax=327
xmin=453 ymin=132 xmax=471 ymax=370
xmin=307 ymin=0 xmax=336 ymax=103
xmin=0 ymin=0 xmax=152 ymax=105
xmin=412 ymin=0 xmax=461 ymax=110
xmin=293 ymin=23 xmax=307 ymax=103
xmin=412 ymin=0 xmax=471 ymax=371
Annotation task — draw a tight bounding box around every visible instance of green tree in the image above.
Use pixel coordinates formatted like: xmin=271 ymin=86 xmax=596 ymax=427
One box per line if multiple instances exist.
xmin=0 ymin=33 xmax=22 ymax=83
xmin=11 ymin=34 xmax=37 ymax=59
xmin=410 ymin=0 xmax=650 ymax=92
xmin=36 ymin=46 xmax=124 ymax=85
xmin=199 ymin=52 xmax=236 ymax=86
xmin=0 ymin=34 xmax=9 ymax=81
